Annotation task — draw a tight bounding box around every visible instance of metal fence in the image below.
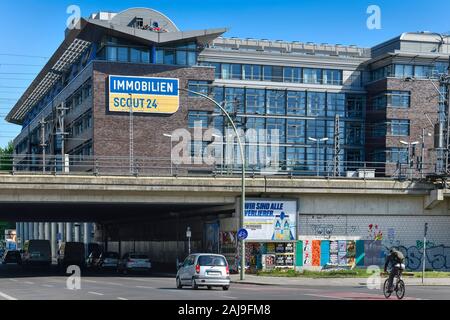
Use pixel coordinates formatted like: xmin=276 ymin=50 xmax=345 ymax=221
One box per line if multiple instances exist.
xmin=0 ymin=154 xmax=442 ymax=180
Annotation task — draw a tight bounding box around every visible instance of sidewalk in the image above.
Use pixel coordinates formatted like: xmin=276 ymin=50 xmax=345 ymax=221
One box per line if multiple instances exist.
xmin=230 ymin=274 xmax=450 ymax=287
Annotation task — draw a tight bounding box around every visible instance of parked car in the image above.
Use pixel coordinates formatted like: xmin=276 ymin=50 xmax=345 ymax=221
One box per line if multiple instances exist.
xmin=57 ymin=242 xmax=86 ymax=270
xmin=86 ymin=250 xmax=102 ymax=269
xmin=1 ymin=250 xmax=22 ymax=265
xmin=176 ymin=253 xmax=230 ymax=290
xmin=118 ymin=253 xmax=151 ymax=274
xmin=98 ymin=252 xmax=120 ymax=269
xmin=21 ymin=240 xmax=51 ymax=267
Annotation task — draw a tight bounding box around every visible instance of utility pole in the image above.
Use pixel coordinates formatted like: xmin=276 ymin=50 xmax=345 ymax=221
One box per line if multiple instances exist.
xmin=39 ymin=117 xmax=47 ymax=173
xmin=56 ymin=102 xmax=69 ymax=172
xmin=333 ymin=114 xmax=341 ymax=177
xmin=422 ymin=222 xmax=428 ymax=284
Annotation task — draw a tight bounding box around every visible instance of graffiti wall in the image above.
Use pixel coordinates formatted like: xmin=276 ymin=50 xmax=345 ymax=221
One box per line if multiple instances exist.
xmin=298 ymin=215 xmax=450 ymax=271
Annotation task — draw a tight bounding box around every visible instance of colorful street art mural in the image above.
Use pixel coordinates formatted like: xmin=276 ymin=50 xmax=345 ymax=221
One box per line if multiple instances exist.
xmin=297 ymin=239 xmax=450 ymax=271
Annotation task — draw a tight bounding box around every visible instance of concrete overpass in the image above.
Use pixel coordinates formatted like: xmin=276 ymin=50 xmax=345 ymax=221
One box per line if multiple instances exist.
xmin=0 ymin=172 xmax=445 ymax=221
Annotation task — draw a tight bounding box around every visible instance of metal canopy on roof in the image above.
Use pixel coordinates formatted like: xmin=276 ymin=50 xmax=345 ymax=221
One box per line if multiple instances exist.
xmin=7 ymin=38 xmax=91 ymax=124
xmin=6 ymin=16 xmax=225 ymax=125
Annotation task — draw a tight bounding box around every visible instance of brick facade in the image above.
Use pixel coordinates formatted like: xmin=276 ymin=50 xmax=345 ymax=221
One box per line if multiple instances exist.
xmin=91 ymin=61 xmax=215 ymax=173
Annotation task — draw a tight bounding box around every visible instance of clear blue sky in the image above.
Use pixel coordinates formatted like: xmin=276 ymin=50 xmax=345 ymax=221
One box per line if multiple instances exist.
xmin=1 ymin=0 xmax=450 ymax=148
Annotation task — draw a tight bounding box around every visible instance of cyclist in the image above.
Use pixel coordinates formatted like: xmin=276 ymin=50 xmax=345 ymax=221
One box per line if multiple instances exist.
xmin=384 ymin=247 xmax=405 ymax=293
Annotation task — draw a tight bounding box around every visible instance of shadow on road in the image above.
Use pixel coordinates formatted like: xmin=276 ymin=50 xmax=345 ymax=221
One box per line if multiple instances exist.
xmin=0 ymin=264 xmax=176 ymax=279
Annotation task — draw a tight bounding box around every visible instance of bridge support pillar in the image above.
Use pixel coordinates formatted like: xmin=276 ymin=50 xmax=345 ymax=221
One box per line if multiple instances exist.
xmin=33 ymin=223 xmax=38 ymax=240
xmin=83 ymin=223 xmax=90 ymax=257
xmin=38 ymin=223 xmax=44 ymax=240
xmin=51 ymin=223 xmax=57 ymax=260
xmin=23 ymin=222 xmax=28 ymax=242
xmin=74 ymin=223 xmax=80 ymax=242
xmin=66 ymin=223 xmax=73 ymax=242
xmin=44 ymin=223 xmax=50 ymax=240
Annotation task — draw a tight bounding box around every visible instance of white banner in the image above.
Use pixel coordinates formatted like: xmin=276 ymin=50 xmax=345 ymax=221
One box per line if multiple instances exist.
xmin=243 ymin=199 xmax=297 ymax=241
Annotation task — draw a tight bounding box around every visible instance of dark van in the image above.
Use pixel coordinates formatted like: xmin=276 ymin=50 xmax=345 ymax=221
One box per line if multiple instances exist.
xmin=57 ymin=242 xmax=85 ymax=269
xmin=22 ymin=240 xmax=51 ymax=266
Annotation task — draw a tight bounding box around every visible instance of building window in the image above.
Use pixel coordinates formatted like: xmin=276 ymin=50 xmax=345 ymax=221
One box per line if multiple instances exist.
xmin=266 ymin=90 xmax=286 ymax=115
xmin=188 ymin=111 xmax=210 ymax=128
xmin=117 ymin=47 xmax=128 ymax=62
xmin=394 ymin=64 xmax=414 ymax=78
xmin=266 ymin=118 xmax=286 ymax=143
xmin=164 ymin=50 xmax=175 ymax=64
xmin=388 ymin=91 xmax=410 ymax=108
xmin=283 ymin=67 xmax=301 ymax=83
xmin=303 ymin=68 xmax=322 ymax=84
xmin=346 ymin=94 xmax=364 ymax=118
xmin=286 ymin=147 xmax=306 ymax=170
xmin=372 ymin=122 xmax=387 ymax=137
xmin=327 ymin=93 xmax=345 ymax=117
xmin=245 ymin=89 xmax=265 ymax=114
xmin=287 ymin=91 xmax=306 ymax=115
xmin=263 ymin=66 xmax=283 ymax=82
xmin=188 ymin=81 xmax=211 ymax=96
xmin=307 ymin=92 xmax=326 ymax=116
xmin=414 ymin=65 xmax=433 ymax=79
xmin=221 ymin=64 xmax=242 ymax=80
xmin=306 ymin=120 xmax=326 ymax=141
xmin=245 ymin=117 xmax=265 ymax=131
xmin=224 ymin=88 xmax=245 ymax=113
xmin=346 ymin=123 xmax=363 ymax=145
xmin=387 ymin=148 xmax=408 ymax=164
xmin=389 ymin=119 xmax=410 ymax=136
xmin=243 ymin=64 xmax=262 ymax=81
xmin=323 ymin=69 xmax=342 ymax=85
xmin=287 ymin=119 xmax=305 ymax=144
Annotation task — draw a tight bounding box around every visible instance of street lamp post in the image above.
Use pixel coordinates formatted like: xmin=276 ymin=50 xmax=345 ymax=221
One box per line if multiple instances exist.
xmin=400 ymin=140 xmax=419 ymax=178
xmin=163 ymin=133 xmax=173 ymax=176
xmin=180 ymin=88 xmax=246 ymax=280
xmin=129 ymin=93 xmax=134 ymax=174
xmin=308 ymin=137 xmax=329 ymax=176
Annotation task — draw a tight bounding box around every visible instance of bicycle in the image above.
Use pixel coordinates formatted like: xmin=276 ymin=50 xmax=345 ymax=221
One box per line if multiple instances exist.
xmin=383 ymin=264 xmax=406 ymax=299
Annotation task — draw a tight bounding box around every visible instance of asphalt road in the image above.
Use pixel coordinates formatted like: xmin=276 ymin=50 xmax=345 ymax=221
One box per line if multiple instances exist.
xmin=0 ymin=265 xmax=449 ymax=300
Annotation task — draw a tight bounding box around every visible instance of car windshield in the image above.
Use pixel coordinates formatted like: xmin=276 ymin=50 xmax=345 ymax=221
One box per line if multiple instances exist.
xmin=198 ymin=255 xmax=227 ymax=266
xmin=105 ymin=252 xmax=118 ymax=258
xmin=130 ymin=254 xmax=148 ymax=259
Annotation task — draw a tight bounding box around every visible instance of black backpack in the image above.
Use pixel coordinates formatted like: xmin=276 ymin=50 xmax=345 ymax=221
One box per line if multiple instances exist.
xmin=393 ymin=250 xmax=405 ymax=263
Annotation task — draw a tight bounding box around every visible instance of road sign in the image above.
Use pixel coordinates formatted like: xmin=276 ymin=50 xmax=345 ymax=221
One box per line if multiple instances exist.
xmin=186 ymin=227 xmax=191 ymax=238
xmin=237 ymin=228 xmax=248 ymax=241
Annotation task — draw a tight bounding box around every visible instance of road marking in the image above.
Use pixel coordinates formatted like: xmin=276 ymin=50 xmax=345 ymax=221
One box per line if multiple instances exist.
xmin=0 ymin=291 xmax=18 ymax=300
xmin=136 ymin=285 xmax=154 ymax=289
xmin=88 ymin=291 xmax=104 ymax=296
xmin=8 ymin=279 xmax=18 ymax=282
xmin=23 ymin=281 xmax=34 ymax=285
xmin=84 ymin=280 xmax=98 ymax=283
xmin=117 ymin=297 xmax=128 ymax=300
xmin=223 ymin=296 xmax=238 ymax=299
xmin=104 ymin=282 xmax=123 ymax=286
xmin=42 ymin=284 xmax=54 ymax=288
xmin=304 ymin=293 xmax=351 ymax=300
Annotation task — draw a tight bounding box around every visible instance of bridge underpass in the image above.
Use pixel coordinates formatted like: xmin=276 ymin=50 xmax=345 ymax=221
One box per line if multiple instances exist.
xmin=2 ymin=172 xmax=448 ymax=271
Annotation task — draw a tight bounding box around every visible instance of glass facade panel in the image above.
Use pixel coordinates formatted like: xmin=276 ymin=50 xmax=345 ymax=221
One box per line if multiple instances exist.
xmin=327 ymin=93 xmax=345 ymax=117
xmin=307 ymin=92 xmax=326 ymax=116
xmin=224 ymin=88 xmax=245 ymax=113
xmin=287 ymin=119 xmax=305 ymax=144
xmin=245 ymin=89 xmax=265 ymax=114
xmin=266 ymin=90 xmax=286 ymax=115
xmin=303 ymin=68 xmax=322 ymax=84
xmin=283 ymin=67 xmax=301 ymax=83
xmin=287 ymin=91 xmax=306 ymax=115
xmin=267 ymin=118 xmax=286 ymax=143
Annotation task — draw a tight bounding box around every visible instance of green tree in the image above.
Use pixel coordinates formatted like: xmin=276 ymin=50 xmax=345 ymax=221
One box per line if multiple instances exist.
xmin=0 ymin=140 xmax=14 ymax=171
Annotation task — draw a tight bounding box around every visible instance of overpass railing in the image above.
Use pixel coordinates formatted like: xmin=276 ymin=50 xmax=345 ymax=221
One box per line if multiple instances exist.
xmin=0 ymin=154 xmax=442 ymax=180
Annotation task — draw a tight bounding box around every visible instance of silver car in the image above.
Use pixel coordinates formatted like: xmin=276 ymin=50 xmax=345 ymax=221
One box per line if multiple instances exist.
xmin=176 ymin=254 xmax=231 ymax=290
